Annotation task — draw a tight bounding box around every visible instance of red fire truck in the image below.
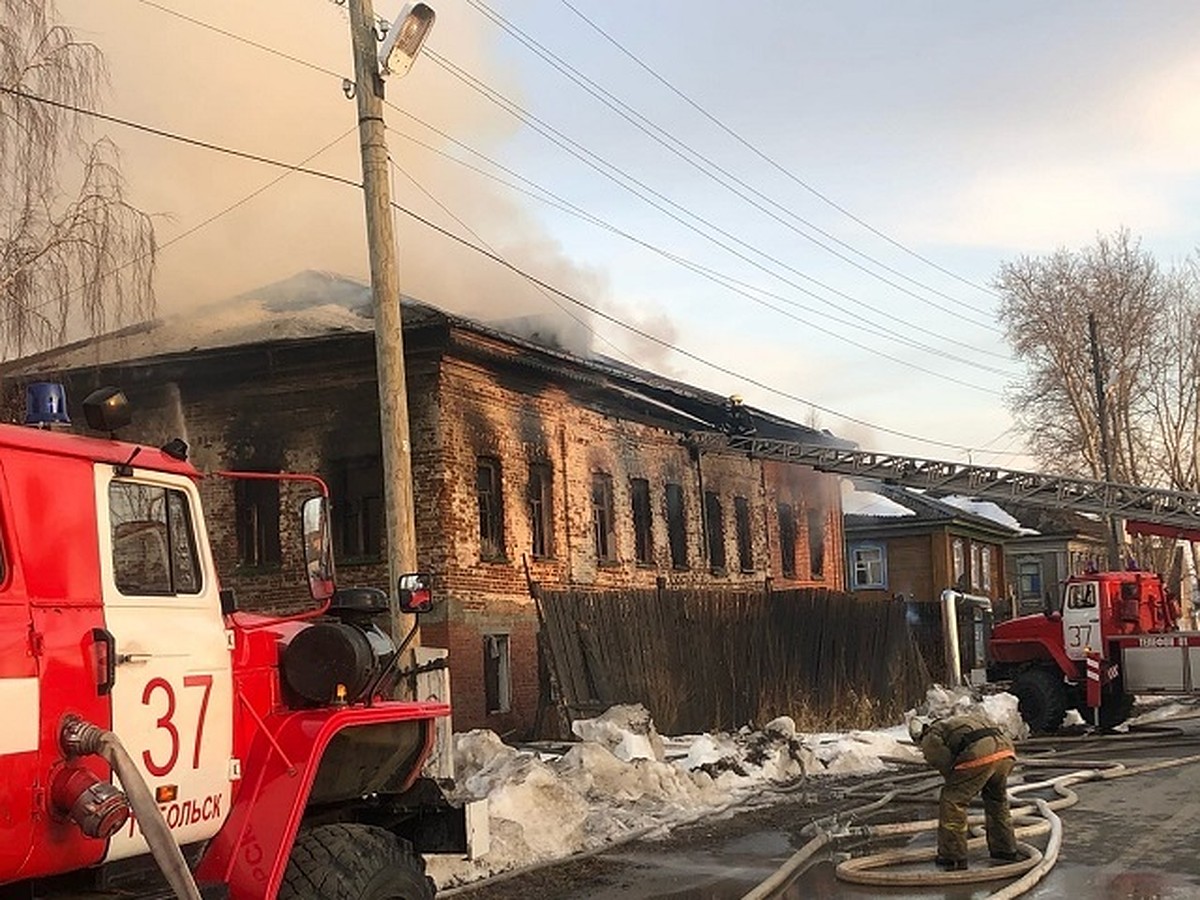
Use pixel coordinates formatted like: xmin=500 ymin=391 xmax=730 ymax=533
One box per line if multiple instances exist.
xmin=0 ymin=384 xmax=469 ymax=898
xmin=987 ymin=568 xmax=1184 ymax=732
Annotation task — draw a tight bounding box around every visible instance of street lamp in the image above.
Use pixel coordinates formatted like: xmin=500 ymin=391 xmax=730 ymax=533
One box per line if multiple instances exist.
xmin=348 ymin=0 xmax=434 ymax=643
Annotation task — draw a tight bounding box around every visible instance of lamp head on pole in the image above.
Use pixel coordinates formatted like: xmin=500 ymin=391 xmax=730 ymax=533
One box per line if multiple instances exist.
xmin=379 ymin=3 xmax=436 ymax=78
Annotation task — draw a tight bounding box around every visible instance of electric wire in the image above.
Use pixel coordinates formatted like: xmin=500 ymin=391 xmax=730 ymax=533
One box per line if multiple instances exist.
xmin=558 ymin=0 xmax=1000 ymax=301
xmin=126 ymin=0 xmax=1015 ymax=370
xmin=465 ymin=0 xmax=998 ymax=328
xmin=424 ymin=49 xmax=1013 ymax=364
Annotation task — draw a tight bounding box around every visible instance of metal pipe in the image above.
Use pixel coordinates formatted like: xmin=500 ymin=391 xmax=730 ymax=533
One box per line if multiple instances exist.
xmin=940 ymin=589 xmax=993 ymax=687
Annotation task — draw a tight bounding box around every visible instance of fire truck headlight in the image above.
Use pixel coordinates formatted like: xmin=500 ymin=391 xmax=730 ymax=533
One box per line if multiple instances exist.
xmin=51 ymin=765 xmax=131 ymax=839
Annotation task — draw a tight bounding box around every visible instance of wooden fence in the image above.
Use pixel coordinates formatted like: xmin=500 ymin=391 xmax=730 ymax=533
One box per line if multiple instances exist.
xmin=536 ymin=586 xmax=933 ymax=735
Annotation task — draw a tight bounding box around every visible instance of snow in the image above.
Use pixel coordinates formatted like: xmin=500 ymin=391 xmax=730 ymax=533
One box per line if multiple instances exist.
xmin=841 ymin=482 xmax=915 ymax=517
xmin=938 ymin=495 xmax=1038 ymax=535
xmin=427 ymin=690 xmax=1025 ymax=890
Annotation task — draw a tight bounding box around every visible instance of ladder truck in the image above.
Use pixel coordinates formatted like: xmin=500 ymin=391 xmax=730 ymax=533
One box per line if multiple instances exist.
xmin=690 ymin=431 xmax=1200 ymax=733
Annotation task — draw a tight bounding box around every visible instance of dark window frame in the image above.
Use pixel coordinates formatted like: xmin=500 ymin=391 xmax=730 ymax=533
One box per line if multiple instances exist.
xmin=477 ymin=456 xmax=506 ymax=561
xmin=665 ymin=483 xmax=688 ymax=569
xmin=233 ymin=476 xmax=281 ymax=569
xmin=806 ymin=507 xmax=826 ymax=579
xmin=592 ymin=472 xmax=616 ymax=562
xmin=630 ymin=477 xmax=653 ymax=565
xmin=483 ymin=632 xmax=511 ymax=714
xmin=704 ymin=490 xmax=726 ymax=573
xmin=328 ymin=456 xmax=385 ymax=563
xmin=778 ymin=502 xmax=797 ymax=578
xmin=527 ymin=462 xmax=554 ymax=559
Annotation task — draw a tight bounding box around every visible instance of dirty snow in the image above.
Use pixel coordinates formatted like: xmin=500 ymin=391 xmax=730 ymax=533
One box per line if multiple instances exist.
xmin=427 ymin=689 xmax=1025 ymax=890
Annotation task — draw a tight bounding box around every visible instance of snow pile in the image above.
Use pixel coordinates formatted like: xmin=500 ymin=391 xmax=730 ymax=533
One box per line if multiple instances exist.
xmin=911 ymin=684 xmax=1029 ymax=741
xmin=428 ymin=695 xmax=1012 ymax=890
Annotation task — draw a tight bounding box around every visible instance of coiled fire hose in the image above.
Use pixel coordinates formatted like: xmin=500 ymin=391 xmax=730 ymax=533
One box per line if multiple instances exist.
xmin=63 ymin=716 xmax=203 ymax=900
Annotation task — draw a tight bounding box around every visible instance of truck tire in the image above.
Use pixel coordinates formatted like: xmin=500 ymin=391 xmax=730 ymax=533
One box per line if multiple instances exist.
xmin=280 ymin=823 xmax=435 ymax=900
xmin=1011 ymin=667 xmax=1067 ymax=734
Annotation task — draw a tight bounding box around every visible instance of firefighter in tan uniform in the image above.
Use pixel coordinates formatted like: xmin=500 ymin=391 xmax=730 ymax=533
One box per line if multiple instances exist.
xmin=909 ymin=713 xmax=1020 ymax=870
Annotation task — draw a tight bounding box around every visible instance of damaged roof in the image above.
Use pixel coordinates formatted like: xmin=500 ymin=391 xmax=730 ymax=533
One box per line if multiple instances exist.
xmin=1 ymin=271 xmax=841 ymax=446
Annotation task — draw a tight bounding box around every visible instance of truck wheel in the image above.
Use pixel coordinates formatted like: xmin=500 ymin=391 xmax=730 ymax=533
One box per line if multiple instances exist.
xmin=1011 ymin=667 xmax=1067 ymax=734
xmin=280 ymin=823 xmax=435 ymax=900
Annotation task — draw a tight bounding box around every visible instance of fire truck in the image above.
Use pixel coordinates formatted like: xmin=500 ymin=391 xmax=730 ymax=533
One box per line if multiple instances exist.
xmin=0 ymin=384 xmax=472 ymax=899
xmin=689 ymin=430 xmax=1200 ymax=735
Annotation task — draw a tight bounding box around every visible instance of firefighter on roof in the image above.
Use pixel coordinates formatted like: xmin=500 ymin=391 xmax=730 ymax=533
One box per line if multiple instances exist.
xmin=908 ymin=712 xmax=1020 ymax=870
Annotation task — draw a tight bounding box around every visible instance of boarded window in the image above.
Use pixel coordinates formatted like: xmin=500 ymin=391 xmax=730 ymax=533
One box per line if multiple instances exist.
xmin=477 ymin=457 xmax=505 ymax=560
xmin=527 ymin=462 xmax=553 ymax=559
xmin=109 ymin=481 xmax=201 ymax=596
xmin=631 ymin=477 xmax=653 ymax=564
xmin=806 ymin=507 xmax=825 ymax=578
xmin=665 ymin=483 xmax=687 ymax=569
xmin=852 ymin=544 xmax=886 ymax=588
xmin=778 ymin=503 xmax=797 ymax=578
xmin=704 ymin=491 xmax=726 ymax=572
xmin=734 ymin=496 xmax=753 ymax=573
xmin=483 ymin=633 xmax=511 ymax=714
xmin=329 ymin=456 xmax=384 ymax=561
xmin=592 ymin=473 xmax=616 ymax=562
xmin=234 ymin=476 xmax=281 ymax=568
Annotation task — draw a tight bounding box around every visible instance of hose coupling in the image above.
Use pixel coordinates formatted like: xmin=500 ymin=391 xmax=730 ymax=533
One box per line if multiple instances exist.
xmin=60 ymin=714 xmax=106 ymax=757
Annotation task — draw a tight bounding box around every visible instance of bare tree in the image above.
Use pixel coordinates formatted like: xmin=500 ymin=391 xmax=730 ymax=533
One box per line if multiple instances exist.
xmin=995 ymin=230 xmax=1166 ymax=484
xmin=1 ymin=0 xmax=154 ymax=357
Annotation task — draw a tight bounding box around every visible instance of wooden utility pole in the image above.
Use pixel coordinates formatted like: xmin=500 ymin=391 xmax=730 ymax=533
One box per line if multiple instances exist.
xmin=1089 ymin=312 xmax=1123 ymax=570
xmin=348 ymin=0 xmax=417 ymax=641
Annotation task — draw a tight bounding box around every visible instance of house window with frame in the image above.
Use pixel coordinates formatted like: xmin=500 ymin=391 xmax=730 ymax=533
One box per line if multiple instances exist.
xmin=665 ymin=483 xmax=687 ymax=569
xmin=734 ymin=496 xmax=753 ymax=573
xmin=704 ymin=490 xmax=726 ymax=573
xmin=1017 ymin=559 xmax=1043 ymax=601
xmin=592 ymin=472 xmax=616 ymax=562
xmin=970 ymin=543 xmax=982 ymax=591
xmin=806 ymin=507 xmax=826 ymax=578
xmin=527 ymin=462 xmax=553 ymax=559
xmin=483 ymin=633 xmax=511 ymax=714
xmin=630 ymin=477 xmax=653 ymax=564
xmin=329 ymin=456 xmax=384 ymax=561
xmin=981 ymin=545 xmax=993 ymax=592
xmin=778 ymin=503 xmax=797 ymax=578
xmin=477 ymin=457 xmax=506 ymax=561
xmin=851 ymin=543 xmax=886 ymax=589
xmin=234 ymin=476 xmax=281 ymax=568
xmin=952 ymin=538 xmax=966 ymax=587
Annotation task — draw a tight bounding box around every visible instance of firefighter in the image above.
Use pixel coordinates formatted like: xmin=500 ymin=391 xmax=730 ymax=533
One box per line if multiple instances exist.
xmin=908 ymin=712 xmax=1020 ymax=870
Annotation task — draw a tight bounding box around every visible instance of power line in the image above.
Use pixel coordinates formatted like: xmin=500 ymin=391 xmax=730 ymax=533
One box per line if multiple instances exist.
xmin=559 ymin=0 xmax=1001 ymax=301
xmin=465 ymin=0 xmax=999 ymax=328
xmin=0 ymin=83 xmax=1022 ymax=456
xmin=425 ymin=50 xmax=1013 ymax=363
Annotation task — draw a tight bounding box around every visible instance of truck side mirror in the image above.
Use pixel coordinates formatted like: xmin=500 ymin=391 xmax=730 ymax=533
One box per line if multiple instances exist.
xmin=397 ymin=572 xmax=433 ymax=614
xmin=302 ymin=496 xmax=336 ymax=602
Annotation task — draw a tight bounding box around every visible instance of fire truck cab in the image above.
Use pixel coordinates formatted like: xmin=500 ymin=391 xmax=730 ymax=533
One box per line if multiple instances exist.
xmin=0 ymin=384 xmax=468 ymax=899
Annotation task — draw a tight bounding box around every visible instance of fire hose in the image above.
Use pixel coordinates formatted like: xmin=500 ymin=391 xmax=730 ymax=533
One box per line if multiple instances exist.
xmin=62 ymin=716 xmax=203 ymax=900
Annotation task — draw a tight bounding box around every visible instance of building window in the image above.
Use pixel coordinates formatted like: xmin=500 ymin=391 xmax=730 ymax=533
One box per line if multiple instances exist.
xmin=483 ymin=633 xmax=511 ymax=714
xmin=109 ymin=482 xmax=201 ymax=596
xmin=734 ymin=496 xmax=753 ymax=573
xmin=665 ymin=483 xmax=687 ymax=569
xmin=851 ymin=543 xmax=886 ymax=589
xmin=329 ymin=456 xmax=384 ymax=561
xmin=970 ymin=543 xmax=982 ymax=591
xmin=630 ymin=478 xmax=653 ymax=564
xmin=981 ymin=546 xmax=993 ymax=592
xmin=477 ymin=457 xmax=505 ymax=560
xmin=806 ymin=507 xmax=825 ymax=578
xmin=778 ymin=503 xmax=797 ymax=578
xmin=592 ymin=472 xmax=616 ymax=562
xmin=234 ymin=476 xmax=281 ymax=568
xmin=704 ymin=491 xmax=726 ymax=573
xmin=1017 ymin=559 xmax=1043 ymax=601
xmin=527 ymin=462 xmax=553 ymax=559
xmin=952 ymin=538 xmax=966 ymax=588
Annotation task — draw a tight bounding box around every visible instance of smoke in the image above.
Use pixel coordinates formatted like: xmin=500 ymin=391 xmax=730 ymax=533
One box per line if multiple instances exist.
xmin=56 ymin=0 xmax=639 ymax=360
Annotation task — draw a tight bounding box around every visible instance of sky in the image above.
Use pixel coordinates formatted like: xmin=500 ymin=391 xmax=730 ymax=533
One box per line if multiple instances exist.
xmin=50 ymin=0 xmax=1200 ymax=468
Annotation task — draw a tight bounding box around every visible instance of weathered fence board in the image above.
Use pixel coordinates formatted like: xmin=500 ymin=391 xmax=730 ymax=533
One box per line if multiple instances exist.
xmin=537 ymin=587 xmax=932 ymax=734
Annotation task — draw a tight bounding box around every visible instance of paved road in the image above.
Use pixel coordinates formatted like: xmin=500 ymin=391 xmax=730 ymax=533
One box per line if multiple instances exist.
xmin=451 ymin=719 xmax=1200 ymax=899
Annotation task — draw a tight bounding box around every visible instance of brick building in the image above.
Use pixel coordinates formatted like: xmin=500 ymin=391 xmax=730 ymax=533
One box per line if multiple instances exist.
xmin=5 ymin=274 xmax=846 ymax=734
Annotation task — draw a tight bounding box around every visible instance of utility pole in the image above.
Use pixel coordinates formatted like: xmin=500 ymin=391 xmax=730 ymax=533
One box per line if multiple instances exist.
xmin=1089 ymin=312 xmax=1123 ymax=570
xmin=348 ymin=0 xmax=419 ymax=641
